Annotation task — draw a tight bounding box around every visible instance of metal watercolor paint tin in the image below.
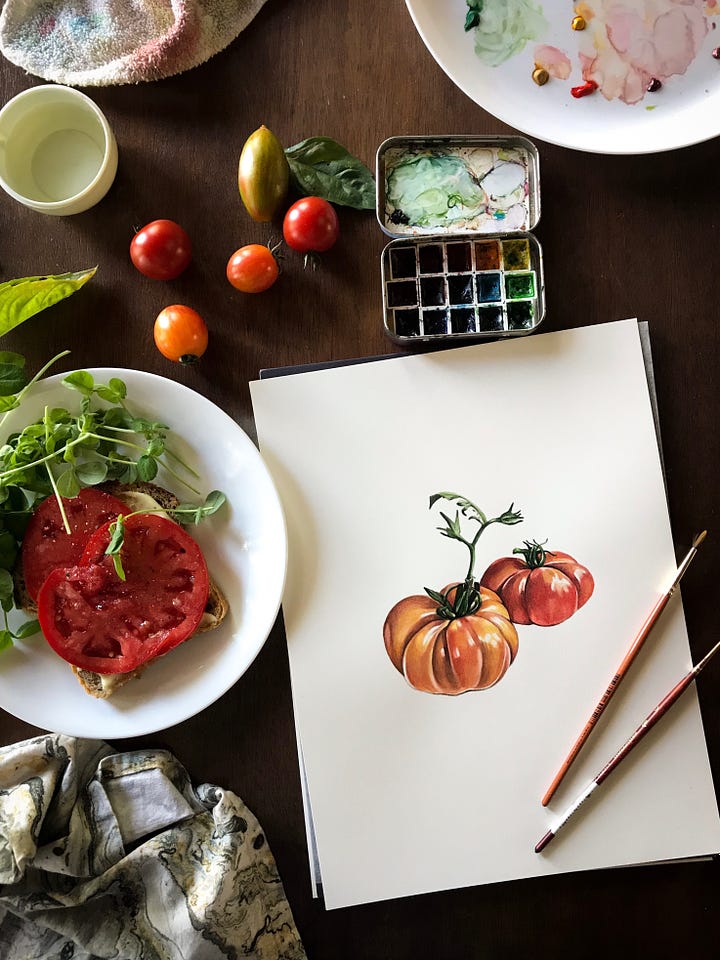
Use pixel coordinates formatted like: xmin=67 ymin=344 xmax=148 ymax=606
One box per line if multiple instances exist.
xmin=376 ymin=135 xmax=545 ymax=345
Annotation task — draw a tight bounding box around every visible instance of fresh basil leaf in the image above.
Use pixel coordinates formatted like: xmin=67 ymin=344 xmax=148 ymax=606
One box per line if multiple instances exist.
xmin=0 ymin=268 xmax=96 ymax=338
xmin=285 ymin=137 xmax=352 ymax=165
xmin=0 ymin=352 xmax=26 ymax=368
xmin=0 ymin=629 xmax=12 ymax=652
xmin=13 ymin=619 xmax=41 ymax=640
xmin=0 ymin=363 xmax=27 ymax=397
xmin=285 ymin=137 xmax=375 ymax=210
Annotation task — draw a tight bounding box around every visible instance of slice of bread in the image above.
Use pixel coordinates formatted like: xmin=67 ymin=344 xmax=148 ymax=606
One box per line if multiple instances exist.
xmin=16 ymin=481 xmax=228 ymax=699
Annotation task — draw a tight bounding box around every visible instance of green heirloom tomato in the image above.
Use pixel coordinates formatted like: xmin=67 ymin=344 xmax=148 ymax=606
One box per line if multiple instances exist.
xmin=238 ymin=125 xmax=290 ymax=222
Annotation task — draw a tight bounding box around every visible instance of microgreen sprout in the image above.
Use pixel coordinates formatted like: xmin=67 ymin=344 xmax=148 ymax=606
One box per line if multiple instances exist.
xmin=425 ymin=492 xmax=523 ymax=620
xmin=104 ymin=491 xmax=227 ymax=580
xmin=0 ymin=568 xmax=40 ymax=652
xmin=0 ymin=355 xmax=227 ymax=639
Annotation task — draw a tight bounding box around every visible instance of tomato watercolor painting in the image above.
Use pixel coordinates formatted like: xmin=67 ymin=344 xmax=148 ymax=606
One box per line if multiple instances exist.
xmin=383 ymin=491 xmax=595 ymax=696
xmin=481 ymin=540 xmax=594 ymax=627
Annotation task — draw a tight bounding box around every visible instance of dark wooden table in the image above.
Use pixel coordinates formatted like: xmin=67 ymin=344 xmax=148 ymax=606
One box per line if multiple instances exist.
xmin=1 ymin=2 xmax=719 ymax=957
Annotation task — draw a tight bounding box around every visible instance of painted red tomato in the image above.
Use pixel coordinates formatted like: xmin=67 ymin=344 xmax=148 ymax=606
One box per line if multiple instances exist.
xmin=21 ymin=488 xmax=126 ymax=601
xmin=480 ymin=541 xmax=594 ymax=627
xmin=383 ymin=583 xmax=519 ymax=694
xmin=37 ymin=513 xmax=209 ymax=674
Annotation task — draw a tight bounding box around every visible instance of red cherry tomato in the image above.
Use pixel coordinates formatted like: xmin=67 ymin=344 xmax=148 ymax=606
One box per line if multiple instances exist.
xmin=130 ymin=219 xmax=192 ymax=280
xmin=480 ymin=541 xmax=594 ymax=627
xmin=226 ymin=244 xmax=280 ymax=293
xmin=38 ymin=514 xmax=210 ymax=674
xmin=154 ymin=305 xmax=208 ymax=363
xmin=21 ymin=488 xmax=126 ymax=601
xmin=282 ymin=197 xmax=339 ymax=254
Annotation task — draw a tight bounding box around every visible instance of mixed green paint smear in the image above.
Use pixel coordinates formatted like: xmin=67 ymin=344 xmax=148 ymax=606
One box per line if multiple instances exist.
xmin=465 ymin=0 xmax=548 ymax=67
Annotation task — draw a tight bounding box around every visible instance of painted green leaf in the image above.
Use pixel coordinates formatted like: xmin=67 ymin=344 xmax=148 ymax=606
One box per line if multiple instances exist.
xmin=0 ymin=268 xmax=96 ymax=338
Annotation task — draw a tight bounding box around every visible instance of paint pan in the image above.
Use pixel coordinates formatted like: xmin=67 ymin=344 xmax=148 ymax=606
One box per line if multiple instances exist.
xmin=377 ymin=135 xmax=545 ymax=345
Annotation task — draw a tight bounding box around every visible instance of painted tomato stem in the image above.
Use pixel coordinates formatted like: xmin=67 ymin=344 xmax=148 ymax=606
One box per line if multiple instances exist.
xmin=512 ymin=539 xmax=554 ymax=569
xmin=425 ymin=493 xmax=523 ymax=619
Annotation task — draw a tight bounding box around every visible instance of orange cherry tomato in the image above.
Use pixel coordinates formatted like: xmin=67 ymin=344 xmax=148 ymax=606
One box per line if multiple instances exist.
xmin=226 ymin=244 xmax=280 ymax=293
xmin=153 ymin=304 xmax=208 ymax=364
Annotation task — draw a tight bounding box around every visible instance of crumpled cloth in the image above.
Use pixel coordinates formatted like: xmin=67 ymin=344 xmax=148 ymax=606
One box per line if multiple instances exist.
xmin=0 ymin=734 xmax=307 ymax=960
xmin=0 ymin=0 xmax=269 ymax=86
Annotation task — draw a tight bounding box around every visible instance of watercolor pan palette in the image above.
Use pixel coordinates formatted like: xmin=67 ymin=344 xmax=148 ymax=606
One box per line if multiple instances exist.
xmin=376 ymin=134 xmax=545 ymax=345
xmin=382 ymin=233 xmax=543 ymax=341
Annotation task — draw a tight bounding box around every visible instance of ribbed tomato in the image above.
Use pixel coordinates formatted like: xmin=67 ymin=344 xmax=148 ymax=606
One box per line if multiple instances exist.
xmin=383 ymin=582 xmax=519 ymax=694
xmin=480 ymin=541 xmax=594 ymax=627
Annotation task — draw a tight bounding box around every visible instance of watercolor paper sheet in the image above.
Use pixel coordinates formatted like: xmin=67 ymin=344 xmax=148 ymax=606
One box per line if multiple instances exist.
xmin=250 ymin=320 xmax=720 ymax=909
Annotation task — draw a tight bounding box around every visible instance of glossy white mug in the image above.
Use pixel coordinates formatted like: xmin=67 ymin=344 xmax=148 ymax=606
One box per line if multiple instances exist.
xmin=0 ymin=84 xmax=118 ymax=215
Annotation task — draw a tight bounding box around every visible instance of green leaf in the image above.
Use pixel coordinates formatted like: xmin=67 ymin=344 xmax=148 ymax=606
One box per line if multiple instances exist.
xmin=170 ymin=490 xmax=227 ymax=525
xmin=96 ymin=377 xmax=127 ymax=403
xmin=0 ymin=268 xmax=96 ymax=337
xmin=56 ymin=468 xmax=80 ymax=498
xmin=62 ymin=370 xmax=95 ymax=396
xmin=0 ymin=629 xmax=13 ymax=653
xmin=13 ymin=618 xmax=41 ymax=640
xmin=0 ymin=352 xmax=26 ymax=368
xmin=0 ymin=530 xmax=18 ymax=570
xmin=285 ymin=137 xmax=375 ymax=210
xmin=105 ymin=519 xmax=127 ymax=582
xmin=0 ymin=567 xmax=14 ymax=601
xmin=105 ymin=517 xmax=125 ymax=555
xmin=76 ymin=460 xmax=108 ymax=485
xmin=0 ymin=362 xmax=27 ymax=397
xmin=136 ymin=455 xmax=158 ymax=482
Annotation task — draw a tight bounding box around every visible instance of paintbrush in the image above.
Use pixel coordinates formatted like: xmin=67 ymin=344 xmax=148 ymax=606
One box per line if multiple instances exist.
xmin=541 ymin=531 xmax=707 ymax=807
xmin=535 ymin=635 xmax=720 ymax=853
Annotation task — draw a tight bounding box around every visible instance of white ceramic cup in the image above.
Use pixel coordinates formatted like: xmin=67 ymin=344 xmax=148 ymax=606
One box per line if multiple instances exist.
xmin=0 ymin=84 xmax=118 ymax=215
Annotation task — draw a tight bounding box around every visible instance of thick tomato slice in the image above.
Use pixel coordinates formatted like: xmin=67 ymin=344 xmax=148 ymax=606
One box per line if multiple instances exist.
xmin=37 ymin=514 xmax=210 ymax=674
xmin=21 ymin=488 xmax=127 ymax=601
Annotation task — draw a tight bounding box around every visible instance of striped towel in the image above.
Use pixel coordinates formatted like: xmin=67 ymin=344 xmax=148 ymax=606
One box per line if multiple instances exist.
xmin=0 ymin=0 xmax=269 ymax=86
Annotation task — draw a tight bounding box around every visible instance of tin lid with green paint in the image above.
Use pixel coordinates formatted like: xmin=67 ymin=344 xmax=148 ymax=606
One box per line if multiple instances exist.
xmin=376 ymin=135 xmax=541 ymax=240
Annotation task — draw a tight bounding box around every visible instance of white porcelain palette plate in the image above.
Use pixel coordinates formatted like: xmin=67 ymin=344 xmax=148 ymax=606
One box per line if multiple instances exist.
xmin=0 ymin=369 xmax=287 ymax=739
xmin=406 ymin=0 xmax=720 ymax=154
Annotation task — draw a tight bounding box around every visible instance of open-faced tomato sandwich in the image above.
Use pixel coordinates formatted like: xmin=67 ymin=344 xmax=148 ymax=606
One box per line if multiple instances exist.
xmin=14 ymin=481 xmax=228 ymax=699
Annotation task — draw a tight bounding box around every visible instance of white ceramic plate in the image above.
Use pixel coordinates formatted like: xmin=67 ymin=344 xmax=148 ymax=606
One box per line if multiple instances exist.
xmin=406 ymin=0 xmax=720 ymax=154
xmin=0 ymin=369 xmax=287 ymax=739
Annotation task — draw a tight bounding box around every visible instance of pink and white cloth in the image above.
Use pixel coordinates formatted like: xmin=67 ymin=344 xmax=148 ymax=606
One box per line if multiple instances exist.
xmin=0 ymin=0 xmax=269 ymax=86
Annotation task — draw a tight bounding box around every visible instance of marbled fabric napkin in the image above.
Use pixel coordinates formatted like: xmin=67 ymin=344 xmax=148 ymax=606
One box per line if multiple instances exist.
xmin=0 ymin=1 xmax=269 ymax=86
xmin=0 ymin=734 xmax=306 ymax=960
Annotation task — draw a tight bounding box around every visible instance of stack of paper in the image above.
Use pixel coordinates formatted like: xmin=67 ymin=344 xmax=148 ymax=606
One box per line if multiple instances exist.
xmin=250 ymin=319 xmax=720 ymax=910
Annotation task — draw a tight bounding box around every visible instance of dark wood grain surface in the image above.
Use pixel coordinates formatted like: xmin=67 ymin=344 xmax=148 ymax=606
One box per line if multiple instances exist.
xmin=1 ymin=1 xmax=719 ymax=957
